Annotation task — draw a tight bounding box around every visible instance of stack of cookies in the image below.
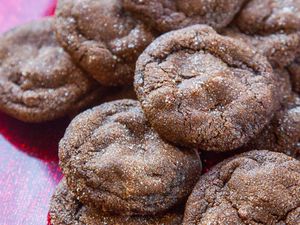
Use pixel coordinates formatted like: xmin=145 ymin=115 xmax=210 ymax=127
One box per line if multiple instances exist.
xmin=0 ymin=0 xmax=299 ymax=224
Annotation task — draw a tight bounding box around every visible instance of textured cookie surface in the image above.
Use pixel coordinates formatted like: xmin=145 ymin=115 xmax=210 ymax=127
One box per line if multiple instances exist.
xmin=135 ymin=25 xmax=279 ymax=151
xmin=123 ymin=0 xmax=246 ymax=33
xmin=242 ymin=94 xmax=300 ymax=157
xmin=184 ymin=150 xmax=300 ymax=225
xmin=0 ymin=18 xmax=102 ymax=122
xmin=59 ymin=99 xmax=201 ymax=215
xmin=55 ymin=0 xmax=154 ymax=86
xmin=50 ymin=179 xmax=183 ymax=225
xmin=222 ymin=26 xmax=300 ymax=68
xmin=237 ymin=0 xmax=300 ymax=35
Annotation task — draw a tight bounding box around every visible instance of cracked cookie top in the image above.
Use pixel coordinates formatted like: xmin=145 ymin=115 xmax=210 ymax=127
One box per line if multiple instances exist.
xmin=50 ymin=179 xmax=183 ymax=225
xmin=59 ymin=99 xmax=202 ymax=215
xmin=123 ymin=0 xmax=246 ymax=33
xmin=135 ymin=25 xmax=279 ymax=151
xmin=0 ymin=18 xmax=103 ymax=123
xmin=183 ymin=150 xmax=300 ymax=225
xmin=55 ymin=0 xmax=154 ymax=86
xmin=241 ymin=93 xmax=300 ymax=157
xmin=236 ymin=0 xmax=300 ymax=35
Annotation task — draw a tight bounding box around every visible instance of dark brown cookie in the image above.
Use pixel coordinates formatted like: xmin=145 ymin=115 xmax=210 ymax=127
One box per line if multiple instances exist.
xmin=50 ymin=179 xmax=183 ymax=225
xmin=0 ymin=18 xmax=103 ymax=123
xmin=288 ymin=56 xmax=300 ymax=94
xmin=135 ymin=25 xmax=279 ymax=151
xmin=184 ymin=150 xmax=300 ymax=225
xmin=222 ymin=26 xmax=300 ymax=68
xmin=55 ymin=0 xmax=154 ymax=86
xmin=59 ymin=99 xmax=201 ymax=215
xmin=123 ymin=0 xmax=246 ymax=33
xmin=237 ymin=0 xmax=300 ymax=35
xmin=241 ymin=94 xmax=300 ymax=157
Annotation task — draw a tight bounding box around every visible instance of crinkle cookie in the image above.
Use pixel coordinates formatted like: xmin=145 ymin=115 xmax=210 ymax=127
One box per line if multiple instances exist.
xmin=237 ymin=0 xmax=300 ymax=35
xmin=241 ymin=94 xmax=300 ymax=157
xmin=288 ymin=56 xmax=300 ymax=94
xmin=184 ymin=150 xmax=300 ymax=225
xmin=222 ymin=26 xmax=300 ymax=68
xmin=0 ymin=18 xmax=103 ymax=123
xmin=135 ymin=25 xmax=279 ymax=151
xmin=55 ymin=0 xmax=154 ymax=86
xmin=123 ymin=0 xmax=246 ymax=33
xmin=59 ymin=100 xmax=201 ymax=215
xmin=50 ymin=179 xmax=183 ymax=225
xmin=231 ymin=0 xmax=300 ymax=68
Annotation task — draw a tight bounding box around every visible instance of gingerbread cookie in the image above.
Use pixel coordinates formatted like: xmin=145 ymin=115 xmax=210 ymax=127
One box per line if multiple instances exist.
xmin=184 ymin=150 xmax=300 ymax=225
xmin=222 ymin=26 xmax=300 ymax=68
xmin=230 ymin=0 xmax=300 ymax=68
xmin=0 ymin=18 xmax=103 ymax=123
xmin=59 ymin=100 xmax=201 ymax=215
xmin=50 ymin=179 xmax=183 ymax=225
xmin=55 ymin=0 xmax=154 ymax=86
xmin=123 ymin=0 xmax=246 ymax=33
xmin=135 ymin=25 xmax=279 ymax=151
xmin=242 ymin=94 xmax=300 ymax=157
xmin=237 ymin=0 xmax=300 ymax=35
xmin=288 ymin=56 xmax=300 ymax=94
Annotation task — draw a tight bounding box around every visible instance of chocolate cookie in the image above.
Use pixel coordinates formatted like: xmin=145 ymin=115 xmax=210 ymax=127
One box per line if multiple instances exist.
xmin=241 ymin=94 xmax=300 ymax=157
xmin=222 ymin=26 xmax=300 ymax=68
xmin=184 ymin=150 xmax=300 ymax=225
xmin=123 ymin=0 xmax=246 ymax=33
xmin=55 ymin=0 xmax=154 ymax=86
xmin=0 ymin=18 xmax=103 ymax=123
xmin=135 ymin=25 xmax=279 ymax=151
xmin=237 ymin=0 xmax=300 ymax=35
xmin=231 ymin=0 xmax=300 ymax=68
xmin=59 ymin=99 xmax=201 ymax=215
xmin=50 ymin=179 xmax=183 ymax=225
xmin=288 ymin=56 xmax=300 ymax=94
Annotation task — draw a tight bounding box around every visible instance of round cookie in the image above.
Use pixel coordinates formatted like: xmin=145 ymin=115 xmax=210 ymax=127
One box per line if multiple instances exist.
xmin=50 ymin=179 xmax=183 ymax=225
xmin=0 ymin=18 xmax=103 ymax=123
xmin=123 ymin=0 xmax=246 ymax=33
xmin=288 ymin=56 xmax=300 ymax=94
xmin=135 ymin=25 xmax=279 ymax=151
xmin=241 ymin=94 xmax=300 ymax=157
xmin=237 ymin=0 xmax=300 ymax=35
xmin=184 ymin=150 xmax=300 ymax=225
xmin=222 ymin=26 xmax=300 ymax=68
xmin=59 ymin=99 xmax=202 ymax=215
xmin=55 ymin=0 xmax=154 ymax=86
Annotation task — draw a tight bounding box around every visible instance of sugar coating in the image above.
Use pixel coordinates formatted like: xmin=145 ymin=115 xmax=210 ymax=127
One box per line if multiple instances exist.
xmin=123 ymin=0 xmax=246 ymax=33
xmin=0 ymin=18 xmax=103 ymax=122
xmin=135 ymin=25 xmax=279 ymax=151
xmin=184 ymin=150 xmax=300 ymax=225
xmin=50 ymin=179 xmax=183 ymax=225
xmin=59 ymin=99 xmax=202 ymax=215
xmin=55 ymin=0 xmax=154 ymax=86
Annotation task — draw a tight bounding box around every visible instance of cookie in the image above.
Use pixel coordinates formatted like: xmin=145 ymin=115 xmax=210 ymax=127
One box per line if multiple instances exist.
xmin=183 ymin=150 xmax=300 ymax=225
xmin=0 ymin=18 xmax=103 ymax=123
xmin=135 ymin=25 xmax=279 ymax=151
xmin=55 ymin=0 xmax=154 ymax=86
xmin=50 ymin=179 xmax=183 ymax=225
xmin=231 ymin=0 xmax=300 ymax=68
xmin=59 ymin=99 xmax=201 ymax=215
xmin=241 ymin=94 xmax=300 ymax=157
xmin=236 ymin=0 xmax=300 ymax=35
xmin=288 ymin=56 xmax=300 ymax=94
xmin=123 ymin=0 xmax=246 ymax=33
xmin=222 ymin=26 xmax=300 ymax=68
